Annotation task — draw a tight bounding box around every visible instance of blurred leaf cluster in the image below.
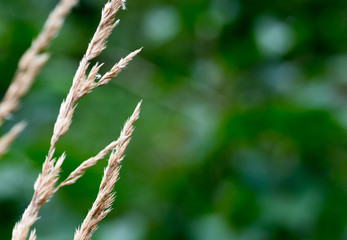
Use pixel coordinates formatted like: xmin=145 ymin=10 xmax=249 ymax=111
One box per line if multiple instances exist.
xmin=0 ymin=0 xmax=347 ymax=239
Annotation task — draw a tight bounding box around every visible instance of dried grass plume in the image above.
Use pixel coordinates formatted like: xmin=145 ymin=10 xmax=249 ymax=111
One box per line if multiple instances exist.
xmin=0 ymin=0 xmax=78 ymax=157
xmin=11 ymin=0 xmax=142 ymax=239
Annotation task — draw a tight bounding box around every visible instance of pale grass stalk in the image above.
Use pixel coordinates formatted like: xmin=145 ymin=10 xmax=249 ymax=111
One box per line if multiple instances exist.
xmin=28 ymin=230 xmax=36 ymax=240
xmin=121 ymin=0 xmax=127 ymax=10
xmin=74 ymin=101 xmax=141 ymax=240
xmin=58 ymin=137 xmax=125 ymax=188
xmin=0 ymin=121 xmax=26 ymax=157
xmin=0 ymin=0 xmax=78 ymax=155
xmin=11 ymin=0 xmax=141 ymax=239
xmin=59 ymin=101 xmax=142 ymax=189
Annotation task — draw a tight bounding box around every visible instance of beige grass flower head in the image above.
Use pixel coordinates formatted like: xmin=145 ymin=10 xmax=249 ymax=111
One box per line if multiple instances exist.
xmin=0 ymin=0 xmax=78 ymax=157
xmin=11 ymin=0 xmax=143 ymax=239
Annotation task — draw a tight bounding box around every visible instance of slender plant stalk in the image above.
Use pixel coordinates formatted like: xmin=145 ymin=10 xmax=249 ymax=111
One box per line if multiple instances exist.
xmin=11 ymin=0 xmax=142 ymax=239
xmin=0 ymin=0 xmax=78 ymax=156
xmin=28 ymin=230 xmax=36 ymax=240
xmin=0 ymin=121 xmax=26 ymax=157
xmin=73 ymin=101 xmax=141 ymax=240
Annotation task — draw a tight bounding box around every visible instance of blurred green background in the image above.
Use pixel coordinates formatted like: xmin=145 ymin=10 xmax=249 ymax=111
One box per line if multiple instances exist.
xmin=1 ymin=0 xmax=347 ymax=239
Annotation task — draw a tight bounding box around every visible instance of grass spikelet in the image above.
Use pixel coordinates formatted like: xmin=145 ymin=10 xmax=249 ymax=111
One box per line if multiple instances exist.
xmin=73 ymin=101 xmax=141 ymax=240
xmin=11 ymin=0 xmax=142 ymax=239
xmin=0 ymin=0 xmax=78 ymax=156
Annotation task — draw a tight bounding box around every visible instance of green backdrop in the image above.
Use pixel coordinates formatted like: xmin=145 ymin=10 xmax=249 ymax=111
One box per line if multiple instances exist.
xmin=0 ymin=0 xmax=347 ymax=239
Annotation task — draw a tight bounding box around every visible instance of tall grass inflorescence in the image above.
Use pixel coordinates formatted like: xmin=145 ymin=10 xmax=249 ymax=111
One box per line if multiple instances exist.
xmin=2 ymin=0 xmax=143 ymax=239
